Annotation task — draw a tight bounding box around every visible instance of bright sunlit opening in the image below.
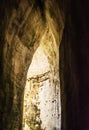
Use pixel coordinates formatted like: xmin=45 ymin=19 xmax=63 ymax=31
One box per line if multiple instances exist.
xmin=22 ymin=28 xmax=61 ymax=130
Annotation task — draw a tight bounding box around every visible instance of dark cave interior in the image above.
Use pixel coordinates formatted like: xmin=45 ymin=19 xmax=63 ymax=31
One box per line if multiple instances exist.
xmin=0 ymin=0 xmax=89 ymax=130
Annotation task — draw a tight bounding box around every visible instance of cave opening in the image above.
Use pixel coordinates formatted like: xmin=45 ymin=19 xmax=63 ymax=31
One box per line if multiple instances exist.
xmin=22 ymin=28 xmax=61 ymax=130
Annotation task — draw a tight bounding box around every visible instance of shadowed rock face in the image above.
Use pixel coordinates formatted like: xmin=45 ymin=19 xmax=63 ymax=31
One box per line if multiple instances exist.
xmin=0 ymin=1 xmax=64 ymax=130
xmin=0 ymin=0 xmax=89 ymax=130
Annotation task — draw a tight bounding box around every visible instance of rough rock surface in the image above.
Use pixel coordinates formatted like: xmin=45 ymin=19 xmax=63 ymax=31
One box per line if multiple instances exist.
xmin=0 ymin=0 xmax=89 ymax=130
xmin=23 ymin=44 xmax=61 ymax=130
xmin=1 ymin=1 xmax=64 ymax=130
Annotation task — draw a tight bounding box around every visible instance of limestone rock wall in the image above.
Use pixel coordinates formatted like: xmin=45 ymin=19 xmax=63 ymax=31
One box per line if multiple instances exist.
xmin=0 ymin=0 xmax=87 ymax=130
xmin=0 ymin=0 xmax=64 ymax=129
xmin=22 ymin=30 xmax=61 ymax=130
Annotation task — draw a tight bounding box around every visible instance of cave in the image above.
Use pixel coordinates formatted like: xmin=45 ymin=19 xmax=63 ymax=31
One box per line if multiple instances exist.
xmin=22 ymin=44 xmax=61 ymax=130
xmin=22 ymin=23 xmax=61 ymax=130
xmin=0 ymin=0 xmax=89 ymax=130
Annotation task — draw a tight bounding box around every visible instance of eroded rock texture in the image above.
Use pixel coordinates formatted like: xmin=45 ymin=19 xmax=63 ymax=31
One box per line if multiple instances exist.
xmin=0 ymin=0 xmax=89 ymax=130
xmin=22 ymin=44 xmax=61 ymax=130
xmin=0 ymin=1 xmax=64 ymax=130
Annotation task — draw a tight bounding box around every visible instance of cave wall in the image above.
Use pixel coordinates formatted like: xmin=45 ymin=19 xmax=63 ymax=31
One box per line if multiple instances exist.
xmin=22 ymin=36 xmax=61 ymax=130
xmin=1 ymin=1 xmax=46 ymax=129
xmin=0 ymin=0 xmax=89 ymax=130
xmin=60 ymin=0 xmax=89 ymax=130
xmin=0 ymin=1 xmax=46 ymax=129
xmin=0 ymin=0 xmax=64 ymax=130
xmin=71 ymin=1 xmax=89 ymax=129
xmin=60 ymin=15 xmax=80 ymax=130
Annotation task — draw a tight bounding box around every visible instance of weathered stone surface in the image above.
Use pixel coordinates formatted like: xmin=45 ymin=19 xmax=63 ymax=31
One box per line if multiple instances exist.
xmin=0 ymin=0 xmax=89 ymax=130
xmin=1 ymin=0 xmax=63 ymax=128
xmin=22 ymin=42 xmax=61 ymax=130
